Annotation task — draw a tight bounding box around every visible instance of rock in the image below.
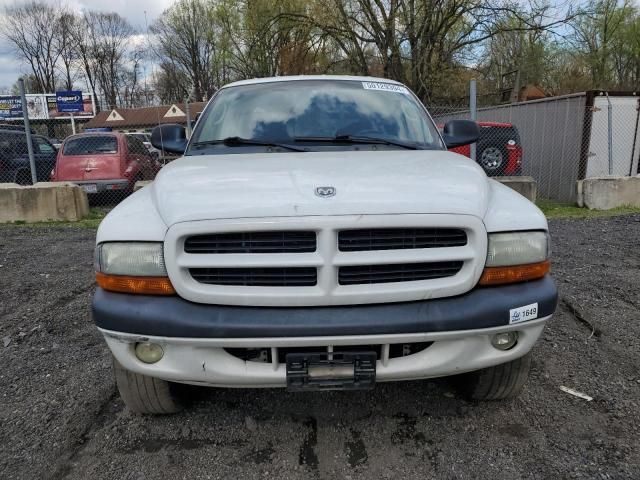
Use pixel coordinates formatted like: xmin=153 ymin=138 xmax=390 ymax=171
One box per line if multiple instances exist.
xmin=3 ymin=336 xmax=10 ymax=347
xmin=245 ymin=415 xmax=258 ymax=432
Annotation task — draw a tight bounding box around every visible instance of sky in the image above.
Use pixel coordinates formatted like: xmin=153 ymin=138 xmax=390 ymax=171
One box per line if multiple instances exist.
xmin=0 ymin=0 xmax=175 ymax=90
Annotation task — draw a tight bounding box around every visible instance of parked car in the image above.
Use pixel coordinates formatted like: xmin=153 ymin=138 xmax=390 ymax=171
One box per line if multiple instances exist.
xmin=51 ymin=132 xmax=162 ymax=195
xmin=0 ymin=123 xmax=35 ymax=133
xmin=0 ymin=128 xmax=57 ymax=184
xmin=126 ymin=132 xmax=161 ymax=159
xmin=448 ymin=122 xmax=523 ymax=176
xmin=92 ymin=76 xmax=556 ymax=414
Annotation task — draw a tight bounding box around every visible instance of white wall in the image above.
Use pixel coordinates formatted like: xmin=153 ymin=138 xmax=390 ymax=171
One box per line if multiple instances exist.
xmin=587 ymin=96 xmax=640 ymax=177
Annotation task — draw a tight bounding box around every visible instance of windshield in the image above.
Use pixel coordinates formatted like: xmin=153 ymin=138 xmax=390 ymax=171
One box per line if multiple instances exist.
xmin=189 ymin=80 xmax=443 ymax=154
xmin=64 ymin=136 xmax=118 ymax=155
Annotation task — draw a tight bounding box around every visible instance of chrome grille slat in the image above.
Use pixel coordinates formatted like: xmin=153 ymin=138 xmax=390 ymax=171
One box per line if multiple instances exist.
xmin=338 ymin=261 xmax=463 ymax=285
xmin=338 ymin=228 xmax=467 ymax=251
xmin=190 ymin=267 xmax=317 ymax=287
xmin=185 ymin=231 xmax=316 ymax=254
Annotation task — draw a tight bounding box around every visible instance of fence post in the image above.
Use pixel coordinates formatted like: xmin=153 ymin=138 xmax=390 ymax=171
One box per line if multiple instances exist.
xmin=605 ymin=92 xmax=613 ymax=175
xmin=18 ymin=78 xmax=37 ymax=185
xmin=470 ymin=78 xmax=477 ymax=162
xmin=184 ymin=98 xmax=192 ymax=139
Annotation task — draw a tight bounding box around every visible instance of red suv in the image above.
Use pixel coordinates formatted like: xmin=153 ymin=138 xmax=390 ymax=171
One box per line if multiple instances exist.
xmin=448 ymin=122 xmax=523 ymax=176
xmin=51 ymin=132 xmax=161 ymax=195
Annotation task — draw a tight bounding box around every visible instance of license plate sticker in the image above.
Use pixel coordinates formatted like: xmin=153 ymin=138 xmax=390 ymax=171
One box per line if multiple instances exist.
xmin=509 ymin=302 xmax=538 ymax=324
xmin=362 ymin=81 xmax=409 ymax=95
xmin=82 ymin=184 xmax=97 ymax=193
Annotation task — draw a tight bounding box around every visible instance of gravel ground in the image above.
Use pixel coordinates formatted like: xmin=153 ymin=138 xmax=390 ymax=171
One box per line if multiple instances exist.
xmin=1 ymin=215 xmax=639 ymax=480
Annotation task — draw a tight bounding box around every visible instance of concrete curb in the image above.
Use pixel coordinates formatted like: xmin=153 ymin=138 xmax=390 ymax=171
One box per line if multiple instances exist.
xmin=496 ymin=176 xmax=537 ymax=202
xmin=0 ymin=182 xmax=89 ymax=223
xmin=134 ymin=181 xmax=153 ymax=192
xmin=577 ymin=176 xmax=640 ymax=210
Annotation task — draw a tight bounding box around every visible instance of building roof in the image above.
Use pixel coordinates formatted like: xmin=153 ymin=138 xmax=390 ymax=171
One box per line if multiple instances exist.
xmin=84 ymin=102 xmax=207 ymax=130
xmin=518 ymin=84 xmax=547 ymax=102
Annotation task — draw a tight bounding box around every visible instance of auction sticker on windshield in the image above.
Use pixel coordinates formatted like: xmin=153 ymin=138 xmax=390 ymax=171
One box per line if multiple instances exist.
xmin=362 ymin=81 xmax=409 ymax=95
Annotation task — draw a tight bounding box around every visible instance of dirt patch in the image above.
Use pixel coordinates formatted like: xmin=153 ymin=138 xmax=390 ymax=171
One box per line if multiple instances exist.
xmin=1 ymin=215 xmax=639 ymax=479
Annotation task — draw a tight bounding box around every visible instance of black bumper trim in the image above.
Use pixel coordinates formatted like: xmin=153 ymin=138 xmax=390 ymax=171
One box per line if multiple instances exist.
xmin=92 ymin=276 xmax=557 ymax=338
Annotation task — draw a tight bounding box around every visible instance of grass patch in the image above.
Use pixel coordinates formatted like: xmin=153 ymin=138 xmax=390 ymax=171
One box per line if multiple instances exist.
xmin=537 ymin=199 xmax=640 ymax=219
xmin=2 ymin=206 xmax=110 ymax=229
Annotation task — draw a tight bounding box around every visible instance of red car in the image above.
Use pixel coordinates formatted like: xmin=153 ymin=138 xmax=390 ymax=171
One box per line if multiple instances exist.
xmin=448 ymin=122 xmax=523 ymax=176
xmin=51 ymin=132 xmax=162 ymax=195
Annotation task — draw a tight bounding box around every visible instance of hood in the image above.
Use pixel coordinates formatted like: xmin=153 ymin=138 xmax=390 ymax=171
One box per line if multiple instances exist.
xmin=151 ymin=150 xmax=491 ymax=226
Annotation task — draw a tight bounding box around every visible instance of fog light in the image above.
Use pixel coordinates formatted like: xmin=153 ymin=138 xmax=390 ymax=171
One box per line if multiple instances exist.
xmin=135 ymin=342 xmax=164 ymax=363
xmin=491 ymin=332 xmax=518 ymax=350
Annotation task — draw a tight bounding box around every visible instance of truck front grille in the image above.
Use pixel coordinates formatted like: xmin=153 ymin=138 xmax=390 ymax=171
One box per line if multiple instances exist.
xmin=338 ymin=228 xmax=467 ymax=251
xmin=184 ymin=231 xmax=316 ymax=254
xmin=338 ymin=261 xmax=463 ymax=285
xmin=166 ymin=215 xmax=485 ymax=306
xmin=190 ymin=267 xmax=317 ymax=286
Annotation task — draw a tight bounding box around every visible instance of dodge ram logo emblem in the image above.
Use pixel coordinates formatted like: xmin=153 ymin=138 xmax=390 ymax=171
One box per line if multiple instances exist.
xmin=315 ymin=186 xmax=336 ymax=198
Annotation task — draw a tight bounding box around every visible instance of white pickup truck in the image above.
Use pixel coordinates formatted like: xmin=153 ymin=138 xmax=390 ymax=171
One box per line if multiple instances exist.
xmin=92 ymin=76 xmax=557 ymax=414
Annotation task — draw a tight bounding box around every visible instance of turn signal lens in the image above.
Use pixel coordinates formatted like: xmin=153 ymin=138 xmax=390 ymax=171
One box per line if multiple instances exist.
xmin=96 ymin=272 xmax=175 ymax=295
xmin=479 ymin=260 xmax=550 ymax=286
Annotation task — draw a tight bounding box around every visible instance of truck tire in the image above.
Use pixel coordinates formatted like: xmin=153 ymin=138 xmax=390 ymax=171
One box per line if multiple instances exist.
xmin=458 ymin=352 xmax=532 ymax=400
xmin=477 ymin=145 xmax=507 ymax=176
xmin=113 ymin=357 xmax=182 ymax=414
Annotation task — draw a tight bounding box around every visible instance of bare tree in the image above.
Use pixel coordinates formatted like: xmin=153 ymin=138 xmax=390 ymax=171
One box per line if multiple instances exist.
xmin=90 ymin=12 xmax=135 ymax=109
xmin=1 ymin=1 xmax=62 ymax=92
xmin=69 ymin=12 xmax=100 ymax=109
xmin=151 ymin=0 xmax=218 ymax=101
xmin=283 ymin=0 xmax=575 ymax=101
xmin=153 ymin=62 xmax=191 ymax=103
xmin=56 ymin=11 xmax=77 ymax=90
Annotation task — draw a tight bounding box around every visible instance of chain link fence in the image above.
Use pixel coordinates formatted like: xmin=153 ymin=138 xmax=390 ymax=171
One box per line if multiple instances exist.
xmin=2 ymin=86 xmax=639 ymax=208
xmin=0 ymin=122 xmax=165 ymax=206
xmin=431 ymin=91 xmax=640 ymax=203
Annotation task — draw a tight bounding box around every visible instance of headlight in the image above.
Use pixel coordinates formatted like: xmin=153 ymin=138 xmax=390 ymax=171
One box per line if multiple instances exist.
xmin=96 ymin=242 xmax=167 ymax=276
xmin=486 ymin=231 xmax=549 ymax=267
xmin=95 ymin=242 xmax=175 ymax=295
xmin=480 ymin=231 xmax=550 ymax=286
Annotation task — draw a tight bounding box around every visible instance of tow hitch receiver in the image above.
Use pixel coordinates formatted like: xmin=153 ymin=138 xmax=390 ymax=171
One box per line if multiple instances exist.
xmin=286 ymin=352 xmax=376 ymax=391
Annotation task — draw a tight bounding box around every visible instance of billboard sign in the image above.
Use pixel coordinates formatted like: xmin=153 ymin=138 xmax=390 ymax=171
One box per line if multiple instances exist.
xmin=25 ymin=95 xmax=47 ymax=119
xmin=0 ymin=96 xmax=23 ymax=119
xmin=0 ymin=93 xmax=95 ymax=120
xmin=55 ymin=90 xmax=83 ymax=113
xmin=46 ymin=93 xmax=94 ymax=118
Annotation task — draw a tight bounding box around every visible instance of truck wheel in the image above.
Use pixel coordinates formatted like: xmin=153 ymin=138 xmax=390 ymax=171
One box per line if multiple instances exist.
xmin=113 ymin=357 xmax=182 ymax=414
xmin=477 ymin=146 xmax=506 ymax=175
xmin=458 ymin=352 xmax=532 ymax=400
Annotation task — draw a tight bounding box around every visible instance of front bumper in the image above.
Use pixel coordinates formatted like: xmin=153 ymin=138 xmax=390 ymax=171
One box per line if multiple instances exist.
xmin=93 ymin=275 xmax=557 ymax=338
xmin=93 ymin=276 xmax=557 ymax=387
xmin=72 ymin=179 xmax=130 ymax=193
xmin=101 ymin=318 xmax=548 ymax=387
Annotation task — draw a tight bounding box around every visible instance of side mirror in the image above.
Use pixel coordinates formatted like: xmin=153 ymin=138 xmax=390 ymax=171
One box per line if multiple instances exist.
xmin=151 ymin=123 xmax=187 ymax=154
xmin=442 ymin=120 xmax=479 ymax=149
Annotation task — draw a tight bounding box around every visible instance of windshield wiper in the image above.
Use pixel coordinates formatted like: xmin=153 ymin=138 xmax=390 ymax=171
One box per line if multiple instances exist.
xmin=294 ymin=135 xmax=422 ymax=150
xmin=190 ymin=136 xmax=306 ymax=152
